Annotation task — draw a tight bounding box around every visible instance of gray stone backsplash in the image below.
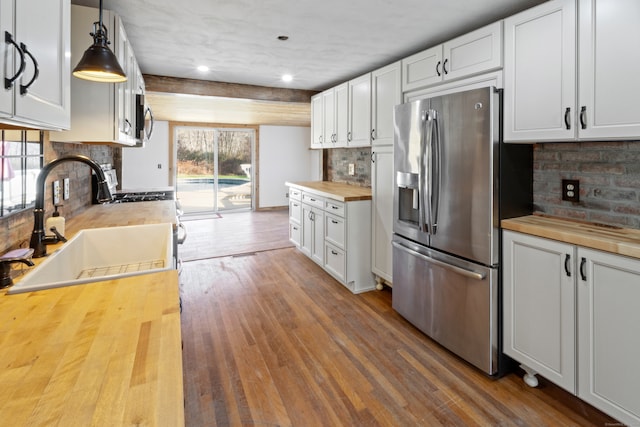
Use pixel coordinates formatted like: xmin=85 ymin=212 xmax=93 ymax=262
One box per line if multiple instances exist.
xmin=533 ymin=141 xmax=640 ymax=229
xmin=324 ymin=147 xmax=372 ymax=187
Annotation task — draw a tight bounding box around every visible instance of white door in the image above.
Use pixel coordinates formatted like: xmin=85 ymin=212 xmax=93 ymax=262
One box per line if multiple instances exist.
xmin=334 ymin=82 xmax=349 ymax=147
xmin=442 ymin=21 xmax=502 ymax=82
xmin=371 ymin=146 xmax=393 ymax=283
xmin=577 ymin=248 xmax=640 ymax=426
xmin=0 ymin=0 xmax=15 ymax=118
xmin=322 ymin=88 xmax=335 ymax=147
xmin=503 ymin=0 xmax=576 ymax=142
xmin=371 ymin=62 xmax=401 ymax=145
xmin=578 ymin=0 xmax=640 ymax=139
xmin=503 ymin=231 xmax=576 ymax=393
xmin=348 ymin=73 xmax=371 ymax=147
xmin=14 ymin=0 xmax=70 ymax=129
xmin=401 ymin=46 xmax=443 ymax=92
xmin=310 ymin=94 xmax=323 ymax=148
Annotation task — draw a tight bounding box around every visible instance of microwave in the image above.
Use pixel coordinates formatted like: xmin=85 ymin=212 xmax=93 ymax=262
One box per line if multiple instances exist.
xmin=135 ymin=93 xmax=154 ymax=147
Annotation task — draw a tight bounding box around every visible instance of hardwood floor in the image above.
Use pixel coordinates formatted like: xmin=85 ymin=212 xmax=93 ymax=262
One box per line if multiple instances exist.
xmin=179 ymin=212 xmax=615 ymax=426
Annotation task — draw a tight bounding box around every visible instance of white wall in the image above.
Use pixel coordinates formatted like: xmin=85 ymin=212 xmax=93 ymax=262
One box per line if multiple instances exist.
xmin=259 ymin=125 xmax=320 ymax=208
xmin=121 ymin=121 xmax=171 ymax=190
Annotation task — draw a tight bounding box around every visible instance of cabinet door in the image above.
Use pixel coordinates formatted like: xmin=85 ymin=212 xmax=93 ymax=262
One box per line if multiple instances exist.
xmin=401 ymin=45 xmax=442 ymax=92
xmin=14 ymin=0 xmax=70 ymax=129
xmin=442 ymin=21 xmax=502 ymax=82
xmin=115 ymin=16 xmax=133 ymax=144
xmin=310 ymin=94 xmax=323 ymax=148
xmin=503 ymin=231 xmax=576 ymax=393
xmin=371 ymin=146 xmax=393 ymax=283
xmin=503 ymin=0 xmax=576 ymax=142
xmin=322 ymin=88 xmax=335 ymax=147
xmin=311 ymin=208 xmax=324 ymax=265
xmin=334 ymin=82 xmax=349 ymax=147
xmin=348 ymin=73 xmax=371 ymax=147
xmin=577 ymin=248 xmax=640 ymax=426
xmin=0 ymin=0 xmax=14 ymax=117
xmin=578 ymin=0 xmax=640 ymax=140
xmin=301 ymin=204 xmax=314 ymax=258
xmin=371 ymin=61 xmax=401 ymax=146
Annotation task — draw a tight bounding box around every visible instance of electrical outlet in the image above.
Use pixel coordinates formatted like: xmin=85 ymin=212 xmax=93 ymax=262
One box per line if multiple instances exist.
xmin=348 ymin=163 xmax=355 ymax=176
xmin=562 ymin=179 xmax=580 ymax=202
xmin=63 ymin=178 xmax=70 ymax=200
xmin=53 ymin=180 xmax=61 ymax=205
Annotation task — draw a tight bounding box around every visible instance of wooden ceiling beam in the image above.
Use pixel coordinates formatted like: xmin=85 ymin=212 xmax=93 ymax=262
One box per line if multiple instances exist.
xmin=143 ymin=74 xmax=317 ymax=103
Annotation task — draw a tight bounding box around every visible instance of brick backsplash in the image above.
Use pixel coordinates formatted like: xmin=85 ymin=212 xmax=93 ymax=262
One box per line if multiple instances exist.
xmin=0 ymin=135 xmax=117 ymax=253
xmin=533 ymin=141 xmax=640 ymax=228
xmin=324 ymin=147 xmax=372 ymax=187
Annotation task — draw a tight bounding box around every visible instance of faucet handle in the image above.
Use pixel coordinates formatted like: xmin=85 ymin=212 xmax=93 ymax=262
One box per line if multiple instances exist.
xmin=0 ymin=248 xmax=35 ymax=289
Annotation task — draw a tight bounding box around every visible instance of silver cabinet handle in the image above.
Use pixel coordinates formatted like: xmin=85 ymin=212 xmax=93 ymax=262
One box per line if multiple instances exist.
xmin=392 ymin=241 xmax=485 ymax=280
xmin=177 ymin=222 xmax=188 ymax=245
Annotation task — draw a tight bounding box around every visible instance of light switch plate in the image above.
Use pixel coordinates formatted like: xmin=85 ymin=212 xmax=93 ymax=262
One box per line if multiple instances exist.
xmin=63 ymin=178 xmax=70 ymax=200
xmin=53 ymin=180 xmax=61 ymax=205
xmin=348 ymin=163 xmax=355 ymax=176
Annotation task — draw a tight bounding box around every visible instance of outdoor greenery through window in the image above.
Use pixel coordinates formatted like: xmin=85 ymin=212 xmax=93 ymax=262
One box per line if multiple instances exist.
xmin=0 ymin=130 xmax=43 ymax=217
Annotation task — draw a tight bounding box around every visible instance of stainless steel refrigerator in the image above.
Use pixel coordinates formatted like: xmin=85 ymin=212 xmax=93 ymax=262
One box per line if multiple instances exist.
xmin=392 ymin=86 xmax=532 ymax=376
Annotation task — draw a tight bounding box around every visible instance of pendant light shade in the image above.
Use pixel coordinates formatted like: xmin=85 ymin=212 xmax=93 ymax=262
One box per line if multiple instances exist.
xmin=72 ymin=0 xmax=127 ymax=83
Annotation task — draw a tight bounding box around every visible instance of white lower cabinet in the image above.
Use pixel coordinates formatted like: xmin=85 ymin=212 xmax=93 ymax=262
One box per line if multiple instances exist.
xmin=503 ymin=230 xmax=640 ymax=426
xmin=287 ymin=185 xmax=374 ymax=293
xmin=301 ymin=202 xmax=324 ymax=265
xmin=577 ymin=248 xmax=640 ymax=425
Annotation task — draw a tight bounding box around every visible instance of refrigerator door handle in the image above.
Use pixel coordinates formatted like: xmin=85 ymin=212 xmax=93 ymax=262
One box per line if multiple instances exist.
xmin=419 ymin=110 xmax=429 ymax=234
xmin=429 ymin=109 xmax=441 ymax=235
xmin=392 ymin=241 xmax=486 ymax=281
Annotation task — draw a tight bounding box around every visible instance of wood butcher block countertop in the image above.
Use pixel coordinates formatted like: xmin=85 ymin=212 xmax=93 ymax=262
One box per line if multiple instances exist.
xmin=286 ymin=181 xmax=372 ymax=201
xmin=0 ymin=201 xmax=184 ymax=426
xmin=502 ymin=214 xmax=640 ymax=259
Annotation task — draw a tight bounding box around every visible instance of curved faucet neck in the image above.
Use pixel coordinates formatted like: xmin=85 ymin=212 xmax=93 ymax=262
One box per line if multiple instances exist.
xmin=30 ymin=155 xmax=112 ymax=258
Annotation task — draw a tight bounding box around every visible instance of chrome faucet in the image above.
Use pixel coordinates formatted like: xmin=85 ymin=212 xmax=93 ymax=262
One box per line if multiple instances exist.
xmin=29 ymin=155 xmax=113 ymax=258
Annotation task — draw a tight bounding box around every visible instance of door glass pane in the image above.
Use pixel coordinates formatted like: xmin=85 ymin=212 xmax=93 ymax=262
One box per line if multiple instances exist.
xmin=217 ymin=130 xmax=252 ymax=211
xmin=176 ymin=128 xmax=216 ymax=214
xmin=176 ymin=127 xmax=253 ymax=215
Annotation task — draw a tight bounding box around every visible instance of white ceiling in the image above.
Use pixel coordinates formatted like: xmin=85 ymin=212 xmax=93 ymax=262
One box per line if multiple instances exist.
xmin=70 ymin=0 xmax=546 ymax=92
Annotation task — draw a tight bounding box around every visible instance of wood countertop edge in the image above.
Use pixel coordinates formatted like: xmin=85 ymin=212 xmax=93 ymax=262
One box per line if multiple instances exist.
xmin=286 ymin=181 xmax=372 ymax=202
xmin=502 ymin=215 xmax=640 ymax=259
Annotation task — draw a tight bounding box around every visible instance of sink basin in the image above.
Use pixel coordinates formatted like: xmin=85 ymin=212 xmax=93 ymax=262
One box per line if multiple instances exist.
xmin=8 ymin=223 xmax=174 ymax=294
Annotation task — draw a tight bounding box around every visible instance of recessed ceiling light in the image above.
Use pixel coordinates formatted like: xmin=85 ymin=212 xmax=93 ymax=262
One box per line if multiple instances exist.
xmin=197 ymin=65 xmax=209 ymax=72
xmin=282 ymin=74 xmax=293 ymax=82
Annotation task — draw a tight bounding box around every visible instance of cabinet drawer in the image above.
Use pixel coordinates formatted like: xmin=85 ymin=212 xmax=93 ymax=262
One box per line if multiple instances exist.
xmin=289 ymin=221 xmax=301 ymax=247
xmin=289 ymin=200 xmax=302 ymax=223
xmin=325 ymin=200 xmax=345 ymax=217
xmin=302 ymin=192 xmax=324 ymax=208
xmin=325 ymin=214 xmax=345 ymax=248
xmin=324 ymin=243 xmax=346 ymax=283
xmin=289 ymin=188 xmax=302 ymax=201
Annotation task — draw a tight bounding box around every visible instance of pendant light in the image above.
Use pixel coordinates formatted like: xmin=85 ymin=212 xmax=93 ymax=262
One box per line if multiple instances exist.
xmin=72 ymin=0 xmax=127 ymax=83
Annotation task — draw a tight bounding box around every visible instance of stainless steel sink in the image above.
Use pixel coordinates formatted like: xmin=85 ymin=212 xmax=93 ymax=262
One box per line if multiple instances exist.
xmin=8 ymin=223 xmax=173 ymax=294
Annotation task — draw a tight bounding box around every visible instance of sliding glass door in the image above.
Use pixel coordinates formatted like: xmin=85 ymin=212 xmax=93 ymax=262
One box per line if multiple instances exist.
xmin=175 ymin=126 xmax=254 ymax=215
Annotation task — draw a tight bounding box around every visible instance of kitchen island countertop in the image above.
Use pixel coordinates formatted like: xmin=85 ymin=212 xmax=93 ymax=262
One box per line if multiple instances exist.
xmin=0 ymin=200 xmax=183 ymax=426
xmin=502 ymin=214 xmax=640 ymax=259
xmin=286 ymin=181 xmax=372 ymax=201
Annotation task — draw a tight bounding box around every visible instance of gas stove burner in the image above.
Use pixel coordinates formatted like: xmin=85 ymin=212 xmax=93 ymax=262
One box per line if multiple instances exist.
xmin=111 ymin=191 xmax=175 ymax=203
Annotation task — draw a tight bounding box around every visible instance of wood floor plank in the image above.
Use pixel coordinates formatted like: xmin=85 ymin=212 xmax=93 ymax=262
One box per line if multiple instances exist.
xmin=179 ymin=212 xmax=617 ymax=427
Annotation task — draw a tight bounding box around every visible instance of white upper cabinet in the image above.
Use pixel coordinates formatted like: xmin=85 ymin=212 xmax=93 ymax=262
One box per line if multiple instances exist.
xmin=52 ymin=5 xmax=140 ymax=145
xmin=371 ymin=61 xmax=401 ymax=146
xmin=402 ymin=22 xmax=503 ymax=93
xmin=322 ymin=88 xmax=335 ymax=147
xmin=505 ymin=0 xmax=640 ymax=142
xmin=578 ymin=0 xmax=640 ymax=140
xmin=334 ymin=82 xmax=349 ymax=147
xmin=347 ymin=73 xmax=372 ymax=147
xmin=310 ymin=93 xmax=323 ymax=148
xmin=0 ymin=0 xmax=70 ymax=130
xmin=504 ymin=0 xmax=576 ymax=142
